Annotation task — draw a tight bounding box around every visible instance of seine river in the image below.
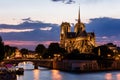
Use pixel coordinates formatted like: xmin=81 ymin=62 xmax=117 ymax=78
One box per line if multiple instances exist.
xmin=17 ymin=62 xmax=120 ymax=80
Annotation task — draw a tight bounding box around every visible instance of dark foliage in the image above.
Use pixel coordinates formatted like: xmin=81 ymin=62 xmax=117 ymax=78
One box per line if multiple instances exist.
xmin=20 ymin=48 xmax=28 ymax=56
xmin=0 ymin=42 xmax=5 ymax=60
xmin=92 ymin=45 xmax=114 ymax=59
xmin=0 ymin=36 xmax=5 ymax=60
xmin=43 ymin=43 xmax=66 ymax=59
xmin=64 ymin=49 xmax=98 ymax=60
xmin=4 ymin=45 xmax=17 ymax=58
xmin=43 ymin=43 xmax=60 ymax=58
xmin=35 ymin=44 xmax=46 ymax=56
xmin=92 ymin=44 xmax=114 ymax=68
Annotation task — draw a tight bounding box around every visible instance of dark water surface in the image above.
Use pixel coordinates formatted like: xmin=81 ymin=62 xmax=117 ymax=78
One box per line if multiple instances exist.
xmin=17 ymin=62 xmax=120 ymax=80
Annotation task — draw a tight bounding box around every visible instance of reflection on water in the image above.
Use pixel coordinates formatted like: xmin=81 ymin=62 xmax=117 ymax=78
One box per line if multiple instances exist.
xmin=17 ymin=75 xmax=23 ymax=80
xmin=17 ymin=62 xmax=120 ymax=80
xmin=33 ymin=69 xmax=39 ymax=80
xmin=51 ymin=70 xmax=62 ymax=80
xmin=104 ymin=72 xmax=120 ymax=80
xmin=105 ymin=73 xmax=112 ymax=80
xmin=116 ymin=73 xmax=120 ymax=80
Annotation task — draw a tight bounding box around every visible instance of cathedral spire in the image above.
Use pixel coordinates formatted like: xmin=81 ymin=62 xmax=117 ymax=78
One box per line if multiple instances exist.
xmin=78 ymin=5 xmax=81 ymax=24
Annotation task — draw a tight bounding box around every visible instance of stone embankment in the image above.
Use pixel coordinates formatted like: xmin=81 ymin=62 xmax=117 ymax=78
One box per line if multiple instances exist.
xmin=38 ymin=60 xmax=120 ymax=72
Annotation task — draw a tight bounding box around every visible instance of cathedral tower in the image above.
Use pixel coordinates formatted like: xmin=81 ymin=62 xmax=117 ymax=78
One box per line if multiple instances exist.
xmin=60 ymin=22 xmax=70 ymax=48
xmin=74 ymin=6 xmax=86 ymax=36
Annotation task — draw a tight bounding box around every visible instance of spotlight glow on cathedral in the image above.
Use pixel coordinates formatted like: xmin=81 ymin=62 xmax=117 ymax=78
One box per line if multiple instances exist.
xmin=60 ymin=7 xmax=96 ymax=53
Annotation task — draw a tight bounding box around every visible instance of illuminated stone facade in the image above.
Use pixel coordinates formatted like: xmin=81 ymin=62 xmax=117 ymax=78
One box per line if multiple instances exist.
xmin=60 ymin=7 xmax=96 ymax=53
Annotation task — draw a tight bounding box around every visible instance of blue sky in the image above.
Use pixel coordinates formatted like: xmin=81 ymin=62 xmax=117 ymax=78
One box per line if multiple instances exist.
xmin=0 ymin=0 xmax=120 ymax=50
xmin=0 ymin=0 xmax=120 ymax=24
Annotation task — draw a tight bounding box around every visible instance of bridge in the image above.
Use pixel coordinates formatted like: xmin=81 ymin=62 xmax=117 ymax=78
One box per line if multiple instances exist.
xmin=2 ymin=59 xmax=53 ymax=69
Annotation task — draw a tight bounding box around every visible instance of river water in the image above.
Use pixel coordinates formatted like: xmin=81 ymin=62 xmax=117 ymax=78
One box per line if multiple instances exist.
xmin=17 ymin=62 xmax=120 ymax=80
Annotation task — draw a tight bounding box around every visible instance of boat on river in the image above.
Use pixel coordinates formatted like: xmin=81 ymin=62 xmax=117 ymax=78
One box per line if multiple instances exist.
xmin=16 ymin=67 xmax=24 ymax=75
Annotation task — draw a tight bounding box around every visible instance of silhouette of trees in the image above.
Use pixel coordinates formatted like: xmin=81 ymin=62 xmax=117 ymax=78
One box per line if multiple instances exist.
xmin=0 ymin=36 xmax=5 ymax=60
xmin=4 ymin=45 xmax=17 ymax=58
xmin=92 ymin=45 xmax=114 ymax=59
xmin=35 ymin=44 xmax=46 ymax=58
xmin=64 ymin=49 xmax=80 ymax=60
xmin=20 ymin=48 xmax=28 ymax=58
xmin=48 ymin=43 xmax=60 ymax=54
xmin=43 ymin=43 xmax=60 ymax=58
xmin=92 ymin=45 xmax=114 ymax=68
xmin=43 ymin=43 xmax=66 ymax=59
xmin=64 ymin=49 xmax=98 ymax=60
xmin=4 ymin=45 xmax=11 ymax=58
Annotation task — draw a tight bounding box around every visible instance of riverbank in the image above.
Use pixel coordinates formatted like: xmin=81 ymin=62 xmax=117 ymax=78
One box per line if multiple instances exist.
xmin=0 ymin=68 xmax=16 ymax=80
xmin=38 ymin=60 xmax=120 ymax=73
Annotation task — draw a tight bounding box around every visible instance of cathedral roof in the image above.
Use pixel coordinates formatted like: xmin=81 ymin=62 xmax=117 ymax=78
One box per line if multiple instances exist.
xmin=66 ymin=32 xmax=76 ymax=38
xmin=77 ymin=31 xmax=88 ymax=37
xmin=88 ymin=32 xmax=95 ymax=37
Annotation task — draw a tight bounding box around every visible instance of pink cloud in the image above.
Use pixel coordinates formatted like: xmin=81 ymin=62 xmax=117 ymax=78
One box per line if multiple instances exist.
xmin=4 ymin=40 xmax=120 ymax=50
xmin=96 ymin=40 xmax=120 ymax=47
xmin=4 ymin=40 xmax=59 ymax=50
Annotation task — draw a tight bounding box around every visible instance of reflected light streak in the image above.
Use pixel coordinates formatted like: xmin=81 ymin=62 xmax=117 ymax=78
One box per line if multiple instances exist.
xmin=51 ymin=70 xmax=62 ymax=80
xmin=17 ymin=75 xmax=23 ymax=80
xmin=116 ymin=74 xmax=120 ymax=80
xmin=105 ymin=73 xmax=112 ymax=80
xmin=33 ymin=69 xmax=40 ymax=80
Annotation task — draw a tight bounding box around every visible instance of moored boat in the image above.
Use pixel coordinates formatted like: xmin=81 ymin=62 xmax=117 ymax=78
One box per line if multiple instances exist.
xmin=16 ymin=67 xmax=24 ymax=75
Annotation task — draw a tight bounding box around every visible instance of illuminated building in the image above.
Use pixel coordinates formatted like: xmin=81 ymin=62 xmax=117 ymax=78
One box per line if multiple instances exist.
xmin=60 ymin=7 xmax=95 ymax=53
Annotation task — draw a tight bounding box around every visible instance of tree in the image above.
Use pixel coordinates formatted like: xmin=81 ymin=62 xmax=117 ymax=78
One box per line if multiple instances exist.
xmin=64 ymin=49 xmax=80 ymax=60
xmin=35 ymin=44 xmax=46 ymax=57
xmin=43 ymin=43 xmax=62 ymax=58
xmin=0 ymin=36 xmax=5 ymax=60
xmin=4 ymin=45 xmax=18 ymax=59
xmin=10 ymin=47 xmax=17 ymax=55
xmin=92 ymin=45 xmax=114 ymax=68
xmin=20 ymin=48 xmax=28 ymax=58
xmin=64 ymin=49 xmax=98 ymax=60
xmin=4 ymin=45 xmax=10 ymax=58
xmin=92 ymin=45 xmax=114 ymax=59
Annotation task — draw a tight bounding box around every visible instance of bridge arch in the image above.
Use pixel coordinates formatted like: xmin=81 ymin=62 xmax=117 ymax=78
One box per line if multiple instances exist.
xmin=3 ymin=59 xmax=42 ymax=69
xmin=2 ymin=59 xmax=53 ymax=69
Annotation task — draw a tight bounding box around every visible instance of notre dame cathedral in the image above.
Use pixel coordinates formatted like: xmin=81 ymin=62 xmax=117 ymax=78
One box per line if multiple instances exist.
xmin=60 ymin=7 xmax=96 ymax=53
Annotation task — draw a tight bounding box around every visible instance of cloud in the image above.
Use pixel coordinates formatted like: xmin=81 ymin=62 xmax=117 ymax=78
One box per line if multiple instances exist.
xmin=40 ymin=27 xmax=52 ymax=31
xmin=102 ymin=36 xmax=108 ymax=39
xmin=22 ymin=17 xmax=41 ymax=23
xmin=0 ymin=28 xmax=34 ymax=33
xmin=4 ymin=40 xmax=59 ymax=50
xmin=1 ymin=17 xmax=120 ymax=50
xmin=0 ymin=18 xmax=59 ymax=41
xmin=86 ymin=17 xmax=120 ymax=37
xmin=51 ymin=0 xmax=107 ymax=4
xmin=85 ymin=17 xmax=120 ymax=46
xmin=52 ymin=0 xmax=63 ymax=2
xmin=80 ymin=0 xmax=104 ymax=3
xmin=51 ymin=0 xmax=75 ymax=4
